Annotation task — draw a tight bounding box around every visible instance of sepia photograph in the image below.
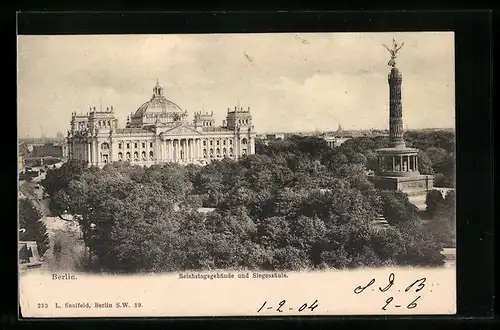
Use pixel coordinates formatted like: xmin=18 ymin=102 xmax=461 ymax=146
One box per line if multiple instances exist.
xmin=18 ymin=32 xmax=456 ymax=317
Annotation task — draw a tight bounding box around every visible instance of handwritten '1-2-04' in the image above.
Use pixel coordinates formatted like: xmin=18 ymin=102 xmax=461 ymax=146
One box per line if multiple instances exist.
xmin=257 ymin=300 xmax=319 ymax=313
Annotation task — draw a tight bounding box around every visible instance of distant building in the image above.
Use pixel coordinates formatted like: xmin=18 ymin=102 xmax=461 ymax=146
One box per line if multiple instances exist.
xmin=265 ymin=133 xmax=285 ymax=140
xmin=322 ymin=136 xmax=351 ymax=148
xmin=30 ymin=143 xmax=64 ymax=158
xmin=257 ymin=132 xmax=285 ymax=145
xmin=67 ymin=80 xmax=256 ymax=168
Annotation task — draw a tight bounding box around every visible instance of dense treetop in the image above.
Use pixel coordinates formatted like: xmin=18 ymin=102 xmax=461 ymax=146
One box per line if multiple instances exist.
xmin=41 ymin=132 xmax=454 ymax=273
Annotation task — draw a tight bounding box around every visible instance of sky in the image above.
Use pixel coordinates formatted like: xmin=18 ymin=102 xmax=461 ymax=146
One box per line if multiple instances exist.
xmin=17 ymin=32 xmax=455 ymax=138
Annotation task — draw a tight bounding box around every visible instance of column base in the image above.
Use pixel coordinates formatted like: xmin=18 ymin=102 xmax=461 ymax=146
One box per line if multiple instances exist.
xmin=368 ymin=174 xmax=434 ymax=197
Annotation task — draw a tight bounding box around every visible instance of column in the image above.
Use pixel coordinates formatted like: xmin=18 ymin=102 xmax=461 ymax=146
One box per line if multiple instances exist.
xmin=193 ymin=139 xmax=196 ymax=160
xmin=174 ymin=140 xmax=178 ymax=161
xmin=164 ymin=140 xmax=168 ymax=161
xmin=170 ymin=139 xmax=175 ymax=162
xmin=415 ymin=155 xmax=418 ymax=171
xmin=182 ymin=139 xmax=186 ymax=161
xmin=197 ymin=139 xmax=201 ymax=160
xmin=110 ymin=140 xmax=113 ymax=164
xmin=193 ymin=139 xmax=197 ymax=160
xmin=87 ymin=142 xmax=91 ymax=164
xmin=189 ymin=139 xmax=193 ymax=161
xmin=170 ymin=140 xmax=173 ymax=161
xmin=92 ymin=141 xmax=95 ymax=164
xmin=169 ymin=140 xmax=173 ymax=161
xmin=192 ymin=139 xmax=195 ymax=161
xmin=178 ymin=140 xmax=182 ymax=161
xmin=198 ymin=139 xmax=201 ymax=160
xmin=165 ymin=140 xmax=168 ymax=161
xmin=392 ymin=157 xmax=395 ymax=171
xmin=156 ymin=137 xmax=160 ymax=164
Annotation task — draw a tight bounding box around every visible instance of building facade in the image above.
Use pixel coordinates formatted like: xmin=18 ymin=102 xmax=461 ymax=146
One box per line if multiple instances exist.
xmin=67 ymin=81 xmax=256 ymax=167
xmin=368 ymin=40 xmax=433 ymax=196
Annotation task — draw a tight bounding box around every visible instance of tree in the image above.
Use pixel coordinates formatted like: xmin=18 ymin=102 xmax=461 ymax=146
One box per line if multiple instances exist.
xmin=425 ymin=189 xmax=445 ymax=217
xmin=380 ymin=191 xmax=419 ymax=226
xmin=41 ymin=160 xmax=86 ymax=197
xmin=425 ymin=147 xmax=448 ymax=169
xmin=395 ymin=221 xmax=445 ymax=266
xmin=423 ymin=189 xmax=455 ymax=247
xmin=417 ymin=150 xmax=434 ymax=175
xmin=19 ymin=199 xmax=50 ymax=256
xmin=54 ymin=135 xmax=450 ymax=273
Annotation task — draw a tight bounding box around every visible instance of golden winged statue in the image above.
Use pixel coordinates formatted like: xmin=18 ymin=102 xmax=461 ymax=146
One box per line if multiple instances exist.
xmin=383 ymin=38 xmax=404 ymax=67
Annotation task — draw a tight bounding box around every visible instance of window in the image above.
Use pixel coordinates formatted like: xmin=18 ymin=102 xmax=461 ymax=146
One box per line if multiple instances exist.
xmin=126 ymin=143 xmax=130 ymax=149
xmin=118 ymin=143 xmax=122 ymax=149
xmin=223 ymin=140 xmax=226 ymax=145
xmin=118 ymin=152 xmax=123 ymax=160
xmin=133 ymin=152 xmax=139 ymax=161
xmin=141 ymin=151 xmax=146 ymax=160
xmin=142 ymin=143 xmax=146 ymax=148
xmin=216 ymin=140 xmax=220 ymax=145
xmin=150 ymin=142 xmax=153 ymax=148
xmin=242 ymin=138 xmax=248 ymax=145
xmin=210 ymin=140 xmax=213 ymax=146
xmin=229 ymin=148 xmax=233 ymax=156
xmin=209 ymin=148 xmax=214 ymax=158
xmin=101 ymin=143 xmax=109 ymax=150
xmin=203 ymin=141 xmax=206 ymax=146
xmin=203 ymin=149 xmax=207 ymax=158
xmin=216 ymin=148 xmax=220 ymax=157
xmin=134 ymin=143 xmax=138 ymax=149
xmin=223 ymin=148 xmax=227 ymax=155
xmin=126 ymin=152 xmax=131 ymax=160
xmin=229 ymin=140 xmax=233 ymax=145
xmin=149 ymin=151 xmax=154 ymax=160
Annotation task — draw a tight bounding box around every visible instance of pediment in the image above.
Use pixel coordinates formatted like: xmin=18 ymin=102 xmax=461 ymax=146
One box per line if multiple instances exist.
xmin=161 ymin=125 xmax=202 ymax=137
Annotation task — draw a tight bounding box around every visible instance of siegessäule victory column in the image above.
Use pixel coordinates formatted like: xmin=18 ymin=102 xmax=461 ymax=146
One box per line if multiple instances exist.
xmin=369 ymin=39 xmax=434 ymax=196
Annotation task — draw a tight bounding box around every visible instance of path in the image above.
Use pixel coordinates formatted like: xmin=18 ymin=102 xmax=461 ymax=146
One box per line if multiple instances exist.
xmin=41 ymin=216 xmax=87 ymax=272
xmin=19 ymin=179 xmax=87 ymax=272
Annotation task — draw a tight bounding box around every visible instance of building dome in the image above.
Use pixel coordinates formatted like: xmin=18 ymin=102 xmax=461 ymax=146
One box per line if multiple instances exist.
xmin=132 ymin=80 xmax=183 ymax=119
